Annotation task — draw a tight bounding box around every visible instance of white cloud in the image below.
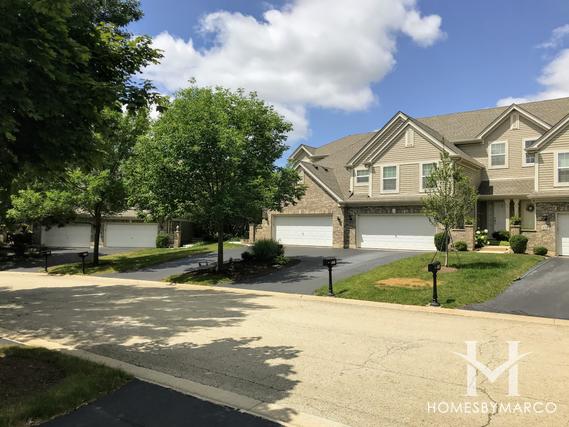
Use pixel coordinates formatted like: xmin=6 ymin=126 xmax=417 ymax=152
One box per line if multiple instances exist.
xmin=497 ymin=48 xmax=569 ymax=106
xmin=537 ymin=24 xmax=569 ymax=49
xmin=143 ymin=0 xmax=444 ymax=141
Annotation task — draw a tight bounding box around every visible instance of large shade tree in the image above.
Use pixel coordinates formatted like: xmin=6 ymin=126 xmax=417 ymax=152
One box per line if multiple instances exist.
xmin=126 ymin=86 xmax=306 ymax=270
xmin=423 ymin=151 xmax=478 ymax=266
xmin=0 ymin=0 xmax=162 ymax=219
xmin=8 ymin=109 xmax=150 ymax=264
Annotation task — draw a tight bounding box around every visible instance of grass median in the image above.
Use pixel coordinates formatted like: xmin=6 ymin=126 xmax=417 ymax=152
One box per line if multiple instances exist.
xmin=0 ymin=346 xmax=130 ymax=427
xmin=48 ymin=242 xmax=241 ymax=275
xmin=315 ymin=252 xmax=543 ymax=308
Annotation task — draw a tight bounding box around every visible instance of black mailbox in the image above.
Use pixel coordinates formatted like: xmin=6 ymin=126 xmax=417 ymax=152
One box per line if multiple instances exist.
xmin=427 ymin=261 xmax=441 ymax=273
xmin=40 ymin=250 xmax=52 ymax=272
xmin=77 ymin=251 xmax=89 ymax=274
xmin=323 ymin=257 xmax=337 ymax=267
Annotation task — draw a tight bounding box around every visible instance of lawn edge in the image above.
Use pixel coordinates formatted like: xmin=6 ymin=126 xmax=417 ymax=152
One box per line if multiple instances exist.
xmin=0 ymin=327 xmax=344 ymax=427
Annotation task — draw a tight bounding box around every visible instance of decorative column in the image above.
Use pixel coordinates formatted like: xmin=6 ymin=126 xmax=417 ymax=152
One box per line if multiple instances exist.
xmin=173 ymin=225 xmax=181 ymax=248
xmin=504 ymin=199 xmax=511 ymax=231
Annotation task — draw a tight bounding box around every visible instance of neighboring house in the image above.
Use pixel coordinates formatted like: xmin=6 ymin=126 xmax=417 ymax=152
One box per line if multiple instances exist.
xmin=38 ymin=210 xmax=192 ymax=249
xmin=250 ymin=97 xmax=569 ymax=255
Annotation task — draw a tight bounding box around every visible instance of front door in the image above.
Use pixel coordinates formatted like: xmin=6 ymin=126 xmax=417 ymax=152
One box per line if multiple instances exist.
xmin=493 ymin=201 xmax=506 ymax=233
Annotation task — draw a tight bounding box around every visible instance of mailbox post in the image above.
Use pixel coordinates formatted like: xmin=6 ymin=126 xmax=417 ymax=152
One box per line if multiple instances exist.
xmin=77 ymin=252 xmax=89 ymax=274
xmin=40 ymin=249 xmax=51 ymax=272
xmin=427 ymin=261 xmax=441 ymax=306
xmin=322 ymin=256 xmax=337 ymax=296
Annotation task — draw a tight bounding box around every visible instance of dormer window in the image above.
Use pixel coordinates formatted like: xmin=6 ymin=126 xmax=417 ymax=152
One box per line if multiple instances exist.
xmin=355 ymin=169 xmax=370 ymax=185
xmin=510 ymin=112 xmax=520 ymax=130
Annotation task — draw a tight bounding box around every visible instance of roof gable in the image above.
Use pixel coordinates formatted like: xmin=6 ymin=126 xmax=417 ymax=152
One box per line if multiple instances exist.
xmin=476 ymin=104 xmax=551 ymax=139
xmin=527 ymin=112 xmax=569 ymax=152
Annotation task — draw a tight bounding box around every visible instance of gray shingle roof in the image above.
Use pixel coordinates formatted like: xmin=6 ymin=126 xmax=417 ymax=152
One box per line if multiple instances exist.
xmin=417 ymin=97 xmax=569 ymax=141
xmin=478 ymin=179 xmax=534 ymax=196
xmin=299 ymin=161 xmax=344 ymax=200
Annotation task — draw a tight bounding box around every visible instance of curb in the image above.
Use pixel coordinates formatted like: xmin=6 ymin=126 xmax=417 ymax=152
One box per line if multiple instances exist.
xmin=0 ymin=327 xmax=346 ymax=427
xmin=2 ymin=271 xmax=569 ymax=328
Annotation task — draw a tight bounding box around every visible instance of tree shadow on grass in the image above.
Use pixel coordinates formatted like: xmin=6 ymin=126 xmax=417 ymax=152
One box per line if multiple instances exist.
xmin=0 ymin=283 xmax=300 ymax=422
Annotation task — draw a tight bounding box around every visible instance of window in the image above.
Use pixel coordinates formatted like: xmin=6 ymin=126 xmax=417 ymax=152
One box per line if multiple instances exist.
xmin=421 ymin=162 xmax=437 ymax=191
xmin=355 ymin=169 xmax=369 ymax=185
xmin=489 ymin=141 xmax=507 ymax=168
xmin=557 ymin=152 xmax=569 ymax=185
xmin=523 ymin=138 xmax=537 ymax=166
xmin=382 ymin=165 xmax=398 ymax=192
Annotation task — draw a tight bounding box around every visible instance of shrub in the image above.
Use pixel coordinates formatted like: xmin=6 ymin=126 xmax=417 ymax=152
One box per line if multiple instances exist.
xmin=252 ymin=239 xmax=284 ymax=263
xmin=510 ymin=215 xmax=521 ymax=226
xmin=453 ymin=241 xmax=468 ymax=251
xmin=499 ymin=241 xmax=510 ymax=247
xmin=492 ymin=230 xmax=510 ymax=241
xmin=434 ymin=232 xmax=449 ymax=251
xmin=474 ymin=229 xmax=489 ymax=248
xmin=533 ymin=246 xmax=548 ymax=256
xmin=274 ymin=255 xmax=289 ymax=266
xmin=509 ymin=235 xmax=528 ymax=254
xmin=241 ymin=251 xmax=254 ymax=262
xmin=464 ymin=216 xmax=474 ymax=226
xmin=155 ymin=232 xmax=170 ymax=248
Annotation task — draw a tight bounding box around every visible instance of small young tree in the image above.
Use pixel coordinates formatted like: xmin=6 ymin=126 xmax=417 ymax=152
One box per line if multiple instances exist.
xmin=7 ymin=109 xmax=149 ymax=265
xmin=423 ymin=151 xmax=478 ymax=266
xmin=126 ymin=86 xmax=306 ymax=271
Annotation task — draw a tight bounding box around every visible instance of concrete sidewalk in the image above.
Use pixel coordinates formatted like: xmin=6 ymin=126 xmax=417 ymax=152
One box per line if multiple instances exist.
xmin=1 ymin=272 xmax=568 ymax=426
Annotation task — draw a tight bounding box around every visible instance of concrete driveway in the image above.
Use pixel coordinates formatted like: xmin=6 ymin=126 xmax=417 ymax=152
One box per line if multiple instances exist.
xmin=1 ymin=272 xmax=568 ymax=426
xmin=467 ymin=257 xmax=569 ymax=320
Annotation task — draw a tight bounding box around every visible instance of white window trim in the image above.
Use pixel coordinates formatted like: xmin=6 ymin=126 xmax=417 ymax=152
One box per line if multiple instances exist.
xmin=522 ymin=137 xmax=538 ymax=167
xmin=554 ymin=150 xmax=569 ymax=187
xmin=354 ymin=167 xmax=370 ymax=186
xmin=419 ymin=160 xmax=438 ymax=193
xmin=380 ymin=164 xmax=399 ymax=194
xmin=488 ymin=140 xmax=509 ymax=169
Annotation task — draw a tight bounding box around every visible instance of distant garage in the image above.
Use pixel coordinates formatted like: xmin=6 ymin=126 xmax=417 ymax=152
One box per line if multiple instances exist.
xmin=273 ymin=215 xmax=333 ymax=247
xmin=104 ymin=222 xmax=158 ymax=248
xmin=357 ymin=215 xmax=436 ymax=251
xmin=41 ymin=224 xmax=92 ymax=248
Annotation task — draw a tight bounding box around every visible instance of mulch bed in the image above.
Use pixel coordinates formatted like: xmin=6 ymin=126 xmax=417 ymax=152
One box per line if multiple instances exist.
xmin=0 ymin=352 xmax=65 ymax=404
xmin=183 ymin=258 xmax=301 ymax=283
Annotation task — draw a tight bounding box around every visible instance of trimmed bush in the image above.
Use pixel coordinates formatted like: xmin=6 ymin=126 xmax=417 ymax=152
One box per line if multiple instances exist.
xmin=509 ymin=235 xmax=528 ymax=254
xmin=155 ymin=232 xmax=170 ymax=248
xmin=533 ymin=246 xmax=548 ymax=256
xmin=492 ymin=230 xmax=510 ymax=241
xmin=241 ymin=251 xmax=254 ymax=262
xmin=453 ymin=241 xmax=468 ymax=251
xmin=434 ymin=232 xmax=449 ymax=251
xmin=252 ymin=239 xmax=284 ymax=263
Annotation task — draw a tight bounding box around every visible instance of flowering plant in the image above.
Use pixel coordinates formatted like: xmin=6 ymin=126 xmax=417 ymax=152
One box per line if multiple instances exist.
xmin=475 ymin=228 xmax=489 ymax=248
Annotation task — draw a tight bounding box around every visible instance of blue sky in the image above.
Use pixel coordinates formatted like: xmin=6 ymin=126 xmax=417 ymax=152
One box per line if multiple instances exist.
xmin=131 ymin=0 xmax=569 ymax=161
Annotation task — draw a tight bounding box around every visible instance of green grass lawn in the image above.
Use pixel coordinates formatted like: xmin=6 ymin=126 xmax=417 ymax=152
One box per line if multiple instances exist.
xmin=48 ymin=242 xmax=241 ymax=275
xmin=315 ymin=252 xmax=543 ymax=308
xmin=0 ymin=346 xmax=130 ymax=427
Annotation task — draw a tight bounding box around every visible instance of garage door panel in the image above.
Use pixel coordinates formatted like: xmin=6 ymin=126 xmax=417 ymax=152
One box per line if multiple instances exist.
xmin=274 ymin=216 xmax=332 ymax=247
xmin=105 ymin=223 xmax=158 ymax=248
xmin=358 ymin=215 xmax=435 ymax=250
xmin=42 ymin=224 xmax=91 ymax=248
xmin=558 ymin=214 xmax=569 ymax=256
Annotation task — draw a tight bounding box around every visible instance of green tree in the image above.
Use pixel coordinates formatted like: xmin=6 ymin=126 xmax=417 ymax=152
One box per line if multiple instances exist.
xmin=422 ymin=151 xmax=478 ymax=266
xmin=0 ymin=0 xmax=162 ymax=220
xmin=8 ymin=109 xmax=149 ymax=264
xmin=126 ymin=86 xmax=306 ymax=271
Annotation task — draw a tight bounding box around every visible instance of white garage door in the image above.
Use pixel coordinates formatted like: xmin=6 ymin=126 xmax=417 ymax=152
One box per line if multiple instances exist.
xmin=557 ymin=214 xmax=569 ymax=256
xmin=105 ymin=223 xmax=158 ymax=248
xmin=42 ymin=224 xmax=91 ymax=248
xmin=357 ymin=215 xmax=436 ymax=250
xmin=273 ymin=215 xmax=333 ymax=247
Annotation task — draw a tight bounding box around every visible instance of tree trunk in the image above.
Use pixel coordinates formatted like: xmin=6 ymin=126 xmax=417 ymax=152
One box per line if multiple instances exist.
xmin=444 ymin=226 xmax=449 ymax=267
xmin=93 ymin=206 xmax=102 ymax=266
xmin=216 ymin=220 xmax=224 ymax=272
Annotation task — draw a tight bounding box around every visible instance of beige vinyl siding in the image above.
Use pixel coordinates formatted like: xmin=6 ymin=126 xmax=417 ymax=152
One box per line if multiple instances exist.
xmin=375 ymin=130 xmax=441 ymax=163
xmin=371 ymin=163 xmax=419 ymax=196
xmin=458 ymin=115 xmax=543 ymax=181
xmin=461 ymin=164 xmax=481 ymax=188
xmin=353 ymin=168 xmax=369 ymax=195
xmin=538 ymin=126 xmax=569 ymax=191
